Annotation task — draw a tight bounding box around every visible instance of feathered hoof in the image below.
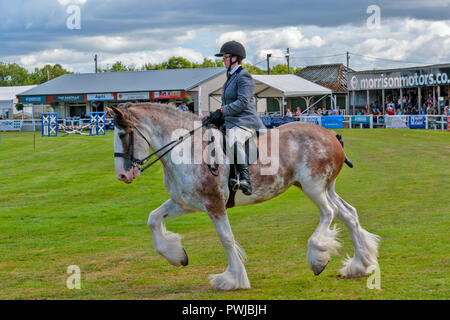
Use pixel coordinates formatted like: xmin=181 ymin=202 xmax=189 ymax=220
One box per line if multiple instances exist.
xmin=209 ymin=271 xmax=250 ymax=291
xmin=339 ymin=256 xmax=368 ymax=278
xmin=313 ymin=261 xmax=329 ymax=276
xmin=181 ymin=248 xmax=188 ymax=266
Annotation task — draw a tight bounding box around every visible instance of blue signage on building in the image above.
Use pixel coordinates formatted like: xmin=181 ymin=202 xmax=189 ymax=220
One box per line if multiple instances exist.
xmin=321 ymin=116 xmax=344 ymax=129
xmin=54 ymin=94 xmax=84 ymax=102
xmin=21 ymin=96 xmax=46 ymax=103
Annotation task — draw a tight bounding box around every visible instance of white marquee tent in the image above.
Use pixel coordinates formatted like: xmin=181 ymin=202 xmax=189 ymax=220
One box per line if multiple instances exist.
xmin=208 ymin=74 xmax=332 ymax=115
xmin=0 ymin=85 xmax=37 ymax=119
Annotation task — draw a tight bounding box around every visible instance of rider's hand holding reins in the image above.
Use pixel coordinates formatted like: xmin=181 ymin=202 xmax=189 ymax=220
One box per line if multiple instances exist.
xmin=202 ymin=108 xmax=224 ymax=127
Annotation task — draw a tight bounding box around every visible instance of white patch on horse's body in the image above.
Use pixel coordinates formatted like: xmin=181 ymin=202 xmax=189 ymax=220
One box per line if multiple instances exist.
xmin=108 ymin=103 xmax=380 ymax=290
xmin=234 ymin=174 xmax=286 ymax=206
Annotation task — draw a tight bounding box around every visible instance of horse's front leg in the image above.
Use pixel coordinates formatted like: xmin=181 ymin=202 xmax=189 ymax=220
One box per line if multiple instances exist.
xmin=147 ymin=199 xmax=193 ymax=267
xmin=208 ymin=212 xmax=250 ymax=290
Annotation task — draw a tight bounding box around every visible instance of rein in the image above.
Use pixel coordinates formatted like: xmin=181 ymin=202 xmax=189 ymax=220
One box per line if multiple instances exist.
xmin=113 ymin=106 xmax=244 ymax=176
xmin=114 ymin=122 xmax=204 ymax=173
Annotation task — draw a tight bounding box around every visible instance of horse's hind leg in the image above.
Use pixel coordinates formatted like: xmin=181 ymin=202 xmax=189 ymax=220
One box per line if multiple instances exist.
xmin=208 ymin=212 xmax=250 ymax=290
xmin=147 ymin=199 xmax=194 ymax=267
xmin=327 ymin=181 xmax=380 ymax=278
xmin=301 ymin=183 xmax=341 ymax=275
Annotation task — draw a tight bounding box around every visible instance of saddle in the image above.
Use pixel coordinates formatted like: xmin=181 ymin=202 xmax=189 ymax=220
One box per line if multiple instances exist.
xmin=207 ymin=125 xmax=259 ymax=208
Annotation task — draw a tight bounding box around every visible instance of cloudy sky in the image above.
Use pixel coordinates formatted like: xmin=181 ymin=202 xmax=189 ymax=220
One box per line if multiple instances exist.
xmin=0 ymin=0 xmax=449 ymax=73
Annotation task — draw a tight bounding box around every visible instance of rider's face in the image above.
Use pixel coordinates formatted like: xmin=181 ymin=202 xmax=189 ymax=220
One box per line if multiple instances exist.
xmin=223 ymin=54 xmax=234 ymax=68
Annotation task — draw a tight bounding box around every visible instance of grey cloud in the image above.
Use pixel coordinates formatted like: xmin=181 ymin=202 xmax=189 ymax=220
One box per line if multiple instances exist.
xmin=0 ymin=0 xmax=448 ymax=71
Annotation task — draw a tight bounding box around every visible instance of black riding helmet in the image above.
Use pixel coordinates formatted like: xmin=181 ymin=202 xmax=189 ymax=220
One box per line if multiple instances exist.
xmin=215 ymin=41 xmax=246 ymax=73
xmin=215 ymin=40 xmax=246 ymax=59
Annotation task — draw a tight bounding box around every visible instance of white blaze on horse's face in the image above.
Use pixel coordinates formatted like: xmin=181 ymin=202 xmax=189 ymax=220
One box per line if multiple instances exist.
xmin=114 ymin=127 xmax=141 ymax=184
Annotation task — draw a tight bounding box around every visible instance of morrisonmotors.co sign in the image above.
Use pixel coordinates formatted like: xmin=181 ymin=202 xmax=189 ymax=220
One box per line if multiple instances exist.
xmin=348 ymin=66 xmax=450 ymax=91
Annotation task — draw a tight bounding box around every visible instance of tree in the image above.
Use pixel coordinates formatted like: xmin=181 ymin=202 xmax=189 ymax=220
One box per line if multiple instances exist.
xmin=111 ymin=61 xmax=130 ymax=72
xmin=98 ymin=61 xmax=136 ymax=72
xmin=269 ymin=64 xmax=296 ymax=75
xmin=162 ymin=57 xmax=192 ymax=69
xmin=214 ymin=59 xmax=224 ymax=68
xmin=141 ymin=62 xmax=165 ymax=70
xmin=0 ymin=62 xmax=30 ymax=86
xmin=193 ymin=58 xmax=219 ymax=68
xmin=242 ymin=63 xmax=266 ymax=75
xmin=0 ymin=62 xmax=72 ymax=85
xmin=28 ymin=64 xmax=73 ymax=84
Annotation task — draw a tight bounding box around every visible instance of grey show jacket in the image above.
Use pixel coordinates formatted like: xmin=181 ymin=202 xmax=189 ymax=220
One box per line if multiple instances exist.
xmin=221 ymin=66 xmax=266 ymax=130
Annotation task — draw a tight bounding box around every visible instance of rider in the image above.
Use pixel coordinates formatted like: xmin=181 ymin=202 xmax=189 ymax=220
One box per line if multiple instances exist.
xmin=202 ymin=40 xmax=265 ymax=196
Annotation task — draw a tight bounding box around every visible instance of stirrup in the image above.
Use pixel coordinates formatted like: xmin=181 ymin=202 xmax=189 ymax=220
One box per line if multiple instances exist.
xmin=230 ymin=177 xmax=240 ymax=191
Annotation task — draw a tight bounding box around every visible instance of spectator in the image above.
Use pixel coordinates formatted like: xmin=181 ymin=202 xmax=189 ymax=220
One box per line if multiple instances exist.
xmin=396 ymin=108 xmax=402 ymax=115
xmin=285 ymin=108 xmax=293 ymax=117
xmin=386 ymin=106 xmax=395 ymax=116
xmin=444 ymin=105 xmax=450 ymax=116
xmin=317 ymin=108 xmax=322 ymax=116
xmin=371 ymin=101 xmax=377 ymax=110
xmin=308 ymin=107 xmax=317 ymax=116
xmin=178 ymin=100 xmax=189 ymax=111
xmin=295 ymin=107 xmax=301 ymax=117
xmin=330 ymin=105 xmax=339 ymax=115
xmin=387 ymin=100 xmax=395 ymax=110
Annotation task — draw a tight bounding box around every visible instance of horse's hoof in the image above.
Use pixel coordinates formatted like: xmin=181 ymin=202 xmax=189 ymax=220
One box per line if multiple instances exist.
xmin=181 ymin=248 xmax=188 ymax=266
xmin=314 ymin=261 xmax=329 ymax=276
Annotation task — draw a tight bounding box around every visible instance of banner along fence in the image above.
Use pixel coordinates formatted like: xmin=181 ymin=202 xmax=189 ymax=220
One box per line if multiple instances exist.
xmin=261 ymin=115 xmax=449 ymax=130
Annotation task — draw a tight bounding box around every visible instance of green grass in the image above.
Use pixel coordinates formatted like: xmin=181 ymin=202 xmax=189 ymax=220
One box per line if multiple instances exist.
xmin=0 ymin=129 xmax=449 ymax=299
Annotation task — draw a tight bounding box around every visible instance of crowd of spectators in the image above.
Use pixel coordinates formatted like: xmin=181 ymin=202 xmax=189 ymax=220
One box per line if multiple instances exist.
xmin=365 ymin=93 xmax=449 ymax=116
xmin=285 ymin=105 xmax=342 ymax=117
xmin=283 ymin=92 xmax=449 ymax=118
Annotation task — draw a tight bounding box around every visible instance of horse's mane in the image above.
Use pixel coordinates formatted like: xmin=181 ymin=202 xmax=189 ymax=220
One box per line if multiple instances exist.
xmin=119 ymin=102 xmax=200 ymax=128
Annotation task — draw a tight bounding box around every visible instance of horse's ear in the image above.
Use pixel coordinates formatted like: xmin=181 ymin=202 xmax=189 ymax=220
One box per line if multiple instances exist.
xmin=108 ymin=106 xmax=125 ymax=119
xmin=106 ymin=107 xmax=115 ymax=117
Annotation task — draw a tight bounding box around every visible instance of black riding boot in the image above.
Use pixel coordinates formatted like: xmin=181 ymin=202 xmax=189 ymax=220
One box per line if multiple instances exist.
xmin=237 ymin=163 xmax=252 ymax=196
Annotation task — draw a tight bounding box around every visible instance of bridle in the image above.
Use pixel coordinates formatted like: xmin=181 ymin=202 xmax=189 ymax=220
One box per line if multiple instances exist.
xmin=113 ymin=109 xmax=205 ymax=173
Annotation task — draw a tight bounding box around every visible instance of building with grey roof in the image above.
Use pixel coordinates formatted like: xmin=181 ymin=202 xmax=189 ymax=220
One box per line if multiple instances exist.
xmin=296 ymin=63 xmax=354 ymax=114
xmin=17 ymin=67 xmax=226 ymax=118
xmin=347 ymin=63 xmax=450 ymax=115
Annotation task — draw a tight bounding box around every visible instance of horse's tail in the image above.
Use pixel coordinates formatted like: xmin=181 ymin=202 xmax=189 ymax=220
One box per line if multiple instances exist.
xmin=344 ymin=156 xmax=354 ymax=168
xmin=335 ymin=134 xmax=354 ymax=168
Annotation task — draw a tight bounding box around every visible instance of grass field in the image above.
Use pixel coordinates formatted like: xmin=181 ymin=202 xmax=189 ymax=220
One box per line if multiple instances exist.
xmin=0 ymin=129 xmax=449 ymax=300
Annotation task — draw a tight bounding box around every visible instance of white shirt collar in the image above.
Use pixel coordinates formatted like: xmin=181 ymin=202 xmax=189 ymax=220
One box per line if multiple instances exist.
xmin=229 ymin=64 xmax=241 ymax=75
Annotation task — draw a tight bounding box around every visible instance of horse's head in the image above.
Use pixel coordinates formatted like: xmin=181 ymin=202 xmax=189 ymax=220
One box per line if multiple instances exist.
xmin=107 ymin=104 xmax=150 ymax=184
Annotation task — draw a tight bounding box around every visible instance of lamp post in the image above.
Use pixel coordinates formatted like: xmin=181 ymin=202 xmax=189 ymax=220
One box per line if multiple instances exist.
xmin=286 ymin=48 xmax=290 ymax=74
xmin=267 ymin=53 xmax=272 ymax=75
